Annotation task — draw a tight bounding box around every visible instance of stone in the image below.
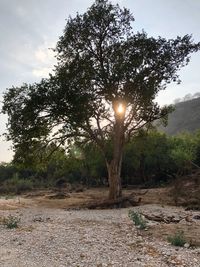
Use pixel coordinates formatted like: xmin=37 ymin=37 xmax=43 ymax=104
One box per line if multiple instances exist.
xmin=165 ymin=251 xmax=171 ymax=257
xmin=193 ymin=215 xmax=200 ymax=220
xmin=184 ymin=243 xmax=190 ymax=248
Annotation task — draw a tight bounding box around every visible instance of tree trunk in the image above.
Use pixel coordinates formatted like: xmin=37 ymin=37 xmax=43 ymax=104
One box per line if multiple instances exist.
xmin=107 ymin=159 xmax=122 ymax=200
xmin=107 ymin=101 xmax=126 ymax=200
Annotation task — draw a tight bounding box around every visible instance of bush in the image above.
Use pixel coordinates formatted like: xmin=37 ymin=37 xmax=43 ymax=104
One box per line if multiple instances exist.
xmin=0 ymin=176 xmax=33 ymax=194
xmin=128 ymin=210 xmax=147 ymax=229
xmin=0 ymin=163 xmax=18 ymax=183
xmin=3 ymin=215 xmax=21 ymax=229
xmin=167 ymin=230 xmax=186 ymax=247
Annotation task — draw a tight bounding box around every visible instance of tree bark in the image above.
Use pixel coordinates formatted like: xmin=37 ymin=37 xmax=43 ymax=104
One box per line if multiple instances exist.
xmin=107 ymin=101 xmax=126 ymax=200
xmin=107 ymin=159 xmax=122 ymax=200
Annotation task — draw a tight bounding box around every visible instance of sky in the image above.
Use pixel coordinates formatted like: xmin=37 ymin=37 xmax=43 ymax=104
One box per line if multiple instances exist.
xmin=0 ymin=0 xmax=200 ymax=162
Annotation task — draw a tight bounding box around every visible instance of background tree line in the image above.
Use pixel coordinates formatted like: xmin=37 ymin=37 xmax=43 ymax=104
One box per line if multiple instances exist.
xmin=1 ymin=129 xmax=200 ymax=194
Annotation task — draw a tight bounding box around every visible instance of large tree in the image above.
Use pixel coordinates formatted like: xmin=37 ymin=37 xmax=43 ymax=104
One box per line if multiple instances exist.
xmin=2 ymin=0 xmax=200 ymax=199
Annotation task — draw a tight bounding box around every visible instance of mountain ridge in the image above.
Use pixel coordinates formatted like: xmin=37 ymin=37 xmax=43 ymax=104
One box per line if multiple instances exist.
xmin=159 ymin=96 xmax=200 ymax=135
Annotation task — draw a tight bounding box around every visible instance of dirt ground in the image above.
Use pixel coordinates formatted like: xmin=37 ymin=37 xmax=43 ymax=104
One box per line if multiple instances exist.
xmin=0 ymin=186 xmax=199 ymax=247
xmin=23 ymin=187 xmax=174 ymax=209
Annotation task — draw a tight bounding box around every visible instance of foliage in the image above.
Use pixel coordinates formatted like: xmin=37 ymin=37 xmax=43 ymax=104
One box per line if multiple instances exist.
xmin=2 ymin=0 xmax=200 ymax=198
xmin=0 ymin=163 xmax=18 ymax=183
xmin=128 ymin=210 xmax=147 ymax=229
xmin=13 ymin=141 xmax=68 ymax=172
xmin=1 ymin=129 xmax=200 ymax=190
xmin=123 ymin=130 xmax=173 ymax=184
xmin=0 ymin=175 xmax=33 ymax=194
xmin=167 ymin=230 xmax=186 ymax=247
xmin=169 ymin=132 xmax=197 ymax=171
xmin=79 ymin=143 xmax=107 ymax=185
xmin=193 ymin=130 xmax=200 ymax=167
xmin=3 ymin=215 xmax=21 ymax=229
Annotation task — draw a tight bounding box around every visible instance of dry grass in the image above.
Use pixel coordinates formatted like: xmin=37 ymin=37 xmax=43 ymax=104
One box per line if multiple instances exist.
xmin=0 ymin=187 xmax=176 ymax=210
xmin=144 ymin=222 xmax=200 ymax=246
xmin=169 ymin=171 xmax=200 ymax=209
xmin=22 ymin=187 xmax=174 ymax=209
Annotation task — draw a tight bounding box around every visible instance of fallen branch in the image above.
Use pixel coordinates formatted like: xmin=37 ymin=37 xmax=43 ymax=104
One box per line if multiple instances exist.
xmin=141 ymin=213 xmax=183 ymax=223
xmin=129 ymin=190 xmax=148 ymax=196
xmin=84 ymin=195 xmax=141 ymax=209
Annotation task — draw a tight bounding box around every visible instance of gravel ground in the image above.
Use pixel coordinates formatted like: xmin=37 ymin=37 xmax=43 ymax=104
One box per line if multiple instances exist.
xmin=0 ymin=205 xmax=199 ymax=267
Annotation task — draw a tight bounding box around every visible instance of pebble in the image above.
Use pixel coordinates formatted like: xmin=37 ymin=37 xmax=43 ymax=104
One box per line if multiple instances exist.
xmin=164 ymin=251 xmax=171 ymax=257
xmin=0 ymin=205 xmax=199 ymax=267
xmin=184 ymin=243 xmax=190 ymax=248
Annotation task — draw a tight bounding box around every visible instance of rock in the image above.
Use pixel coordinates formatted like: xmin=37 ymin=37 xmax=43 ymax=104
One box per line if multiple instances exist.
xmin=193 ymin=214 xmax=200 ymax=220
xmin=147 ymin=221 xmax=159 ymax=227
xmin=179 ymin=218 xmax=186 ymax=224
xmin=33 ymin=216 xmax=44 ymax=222
xmin=185 ymin=215 xmax=193 ymax=222
xmin=80 ymin=253 xmax=85 ymax=258
xmin=184 ymin=243 xmax=190 ymax=248
xmin=171 ymin=215 xmax=181 ymax=223
xmin=164 ymin=251 xmax=171 ymax=257
xmin=142 ymin=212 xmax=182 ymax=223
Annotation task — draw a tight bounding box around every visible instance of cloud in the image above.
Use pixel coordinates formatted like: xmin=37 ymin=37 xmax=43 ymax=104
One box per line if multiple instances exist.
xmin=33 ymin=40 xmax=56 ymax=77
xmin=112 ymin=0 xmax=124 ymax=5
xmin=35 ymin=49 xmax=48 ymax=63
xmin=32 ymin=67 xmax=53 ymax=78
xmin=34 ymin=42 xmax=55 ymax=63
xmin=0 ymin=139 xmax=13 ymax=163
xmin=15 ymin=6 xmax=27 ymax=17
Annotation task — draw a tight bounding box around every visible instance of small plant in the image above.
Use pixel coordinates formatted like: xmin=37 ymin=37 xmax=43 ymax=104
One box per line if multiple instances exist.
xmin=128 ymin=210 xmax=147 ymax=230
xmin=3 ymin=215 xmax=21 ymax=229
xmin=167 ymin=230 xmax=186 ymax=247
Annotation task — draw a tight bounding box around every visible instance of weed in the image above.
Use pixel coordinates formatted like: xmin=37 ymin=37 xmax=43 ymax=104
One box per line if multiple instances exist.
xmin=128 ymin=210 xmax=147 ymax=230
xmin=3 ymin=215 xmax=21 ymax=229
xmin=167 ymin=230 xmax=186 ymax=247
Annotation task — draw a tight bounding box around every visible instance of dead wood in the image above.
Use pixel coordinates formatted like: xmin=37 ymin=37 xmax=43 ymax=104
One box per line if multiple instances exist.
xmin=46 ymin=192 xmax=71 ymax=199
xmin=84 ymin=194 xmax=141 ymax=209
xmin=129 ymin=190 xmax=148 ymax=197
xmin=141 ymin=213 xmax=182 ymax=223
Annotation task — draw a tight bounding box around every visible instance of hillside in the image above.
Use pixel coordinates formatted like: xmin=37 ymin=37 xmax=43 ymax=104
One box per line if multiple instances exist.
xmin=160 ymin=97 xmax=200 ymax=135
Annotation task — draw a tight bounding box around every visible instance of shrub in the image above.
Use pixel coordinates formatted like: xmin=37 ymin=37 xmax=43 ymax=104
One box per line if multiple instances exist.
xmin=167 ymin=230 xmax=186 ymax=247
xmin=128 ymin=210 xmax=147 ymax=229
xmin=0 ymin=176 xmax=33 ymax=194
xmin=3 ymin=215 xmax=21 ymax=229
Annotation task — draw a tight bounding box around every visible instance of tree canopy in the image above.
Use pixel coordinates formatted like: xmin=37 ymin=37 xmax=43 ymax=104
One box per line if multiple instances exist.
xmin=2 ymin=0 xmax=200 ymax=199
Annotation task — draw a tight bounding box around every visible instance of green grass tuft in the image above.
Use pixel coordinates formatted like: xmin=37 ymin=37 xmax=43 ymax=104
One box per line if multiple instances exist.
xmin=128 ymin=210 xmax=147 ymax=230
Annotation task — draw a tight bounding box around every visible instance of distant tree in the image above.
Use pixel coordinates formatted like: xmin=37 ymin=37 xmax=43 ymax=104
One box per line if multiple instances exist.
xmin=81 ymin=142 xmax=107 ymax=186
xmin=2 ymin=0 xmax=200 ymax=199
xmin=193 ymin=92 xmax=200 ymax=99
xmin=169 ymin=132 xmax=197 ymax=173
xmin=192 ymin=130 xmax=200 ymax=167
xmin=123 ymin=130 xmax=172 ymax=184
xmin=174 ymin=98 xmax=181 ymax=104
xmin=13 ymin=141 xmax=67 ymax=172
xmin=183 ymin=93 xmax=192 ymax=102
xmin=174 ymin=92 xmax=200 ymax=104
xmin=0 ymin=163 xmax=17 ymax=182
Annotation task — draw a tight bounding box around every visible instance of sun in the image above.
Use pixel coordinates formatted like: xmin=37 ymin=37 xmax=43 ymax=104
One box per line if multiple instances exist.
xmin=117 ymin=103 xmax=124 ymax=114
